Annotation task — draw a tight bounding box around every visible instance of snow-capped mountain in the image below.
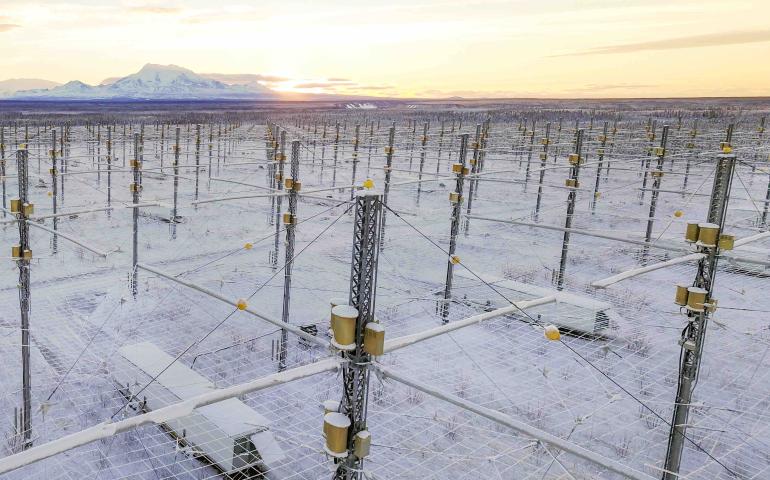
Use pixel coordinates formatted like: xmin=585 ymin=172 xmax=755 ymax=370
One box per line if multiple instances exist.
xmin=11 ymin=64 xmax=276 ymax=100
xmin=21 ymin=80 xmax=100 ymax=99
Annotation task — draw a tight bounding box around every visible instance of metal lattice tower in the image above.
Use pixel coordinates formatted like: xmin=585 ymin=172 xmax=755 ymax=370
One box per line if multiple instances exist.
xmin=279 ymin=140 xmax=301 ymax=371
xmin=335 ymin=191 xmax=383 ymax=480
xmin=590 ymin=121 xmax=608 ymax=213
xmin=106 ymin=126 xmax=112 ymax=214
xmin=0 ymin=126 xmax=6 ymax=218
xmin=535 ymin=121 xmax=552 ymax=219
xmin=194 ymin=124 xmax=201 ymax=202
xmin=14 ymin=148 xmax=32 ymax=449
xmin=350 ymin=124 xmax=360 ymax=201
xmin=273 ymin=130 xmax=286 ymax=270
xmin=172 ymin=127 xmax=180 ymax=224
xmin=463 ymin=125 xmax=482 ymax=232
xmin=50 ymin=131 xmax=59 ymax=253
xmin=441 ymin=134 xmax=469 ymax=323
xmin=643 ymin=124 xmax=670 ymax=262
xmin=662 ymin=153 xmax=736 ymax=480
xmin=555 ymin=128 xmax=585 ymax=290
xmin=379 ymin=124 xmax=396 ymax=247
xmin=130 ymin=133 xmax=141 ymax=297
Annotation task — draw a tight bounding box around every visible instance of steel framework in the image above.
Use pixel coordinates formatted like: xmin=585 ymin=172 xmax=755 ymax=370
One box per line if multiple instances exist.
xmin=335 ymin=191 xmax=383 ymax=480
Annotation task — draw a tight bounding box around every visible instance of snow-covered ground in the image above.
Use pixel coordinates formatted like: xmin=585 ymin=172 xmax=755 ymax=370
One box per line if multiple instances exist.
xmin=0 ymin=104 xmax=768 ymax=479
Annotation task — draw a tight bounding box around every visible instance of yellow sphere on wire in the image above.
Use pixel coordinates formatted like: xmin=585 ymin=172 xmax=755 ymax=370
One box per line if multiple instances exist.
xmin=362 ymin=178 xmax=375 ymax=190
xmin=244 ymin=242 xmax=253 ymax=250
xmin=674 ymin=210 xmax=683 ymax=218
xmin=47 ymin=191 xmax=53 ymax=197
xmin=450 ymin=255 xmax=460 ymax=265
xmin=236 ymin=299 xmax=248 ymax=310
xmin=544 ymin=324 xmax=561 ymax=341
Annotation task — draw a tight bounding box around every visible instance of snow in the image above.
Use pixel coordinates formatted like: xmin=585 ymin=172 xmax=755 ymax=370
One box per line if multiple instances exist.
xmin=366 ymin=322 xmax=384 ymax=332
xmin=324 ymin=412 xmax=351 ymax=429
xmin=322 ymin=399 xmax=340 ymax=412
xmin=345 ymin=103 xmax=378 ymax=109
xmin=0 ymin=105 xmax=768 ymax=480
xmin=591 ymin=253 xmax=706 ymax=288
xmin=0 ymin=357 xmax=340 ymax=475
xmin=119 ymin=341 xmax=215 ymax=399
xmin=332 ymin=305 xmax=358 ymax=318
xmin=198 ymin=399 xmax=269 ymax=436
xmin=374 ymin=363 xmax=657 ymax=480
xmin=250 ymin=430 xmax=286 ymax=466
xmin=329 ymin=297 xmax=348 ymax=307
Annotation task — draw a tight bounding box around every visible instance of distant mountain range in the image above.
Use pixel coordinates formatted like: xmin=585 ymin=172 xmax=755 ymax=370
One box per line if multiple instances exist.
xmin=0 ymin=64 xmax=386 ymax=101
xmin=4 ymin=64 xmax=279 ymax=100
xmin=0 ymin=78 xmax=62 ymax=97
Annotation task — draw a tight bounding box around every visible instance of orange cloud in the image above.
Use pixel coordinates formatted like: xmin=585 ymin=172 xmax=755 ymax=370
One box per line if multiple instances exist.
xmin=128 ymin=6 xmax=181 ymax=15
xmin=294 ymin=80 xmax=355 ymax=89
xmin=554 ymin=29 xmax=770 ymax=57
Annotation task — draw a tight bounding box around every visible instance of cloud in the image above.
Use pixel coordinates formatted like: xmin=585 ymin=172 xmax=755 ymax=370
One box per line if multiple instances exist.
xmin=201 ymin=73 xmax=289 ymax=84
xmin=294 ymin=81 xmax=353 ymax=89
xmin=553 ymin=29 xmax=770 ymax=57
xmin=180 ymin=8 xmax=260 ymax=24
xmin=293 ymin=78 xmax=359 ymax=89
xmin=349 ymin=85 xmax=393 ymax=91
xmin=0 ymin=23 xmax=19 ymax=32
xmin=566 ymin=83 xmax=658 ymax=92
xmin=127 ymin=5 xmax=181 ymax=15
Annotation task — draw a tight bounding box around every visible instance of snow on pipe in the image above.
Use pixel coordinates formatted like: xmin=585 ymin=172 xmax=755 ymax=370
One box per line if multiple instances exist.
xmin=388 ymin=165 xmax=580 ymax=189
xmin=591 ymin=231 xmax=770 ymax=288
xmin=713 ymin=230 xmax=770 ymax=267
xmin=30 ymin=202 xmax=162 ymax=221
xmin=0 ymin=357 xmax=340 ymax=475
xmin=465 ymin=215 xmax=688 ymax=254
xmin=373 ymin=363 xmax=658 ymax=480
xmin=733 ymin=230 xmax=770 ymax=247
xmin=197 ymin=166 xmax=529 ymax=204
xmin=723 ymin=253 xmax=770 ymax=267
xmin=136 ymin=263 xmax=328 ymax=348
xmin=210 ymin=176 xmax=274 ymax=191
xmin=191 ymin=183 xmax=356 ymax=205
xmin=27 ymin=221 xmax=109 ymax=257
xmin=192 ymin=191 xmax=288 ymax=205
xmin=383 ymin=295 xmax=557 ymax=353
xmin=591 ymin=253 xmax=705 ymax=289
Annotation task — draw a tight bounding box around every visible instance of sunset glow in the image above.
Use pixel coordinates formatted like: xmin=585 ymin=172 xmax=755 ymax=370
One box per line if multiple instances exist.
xmin=1 ymin=0 xmax=769 ymax=98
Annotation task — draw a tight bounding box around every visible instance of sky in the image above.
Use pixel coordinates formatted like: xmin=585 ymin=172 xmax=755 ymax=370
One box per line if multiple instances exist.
xmin=0 ymin=0 xmax=769 ymax=98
